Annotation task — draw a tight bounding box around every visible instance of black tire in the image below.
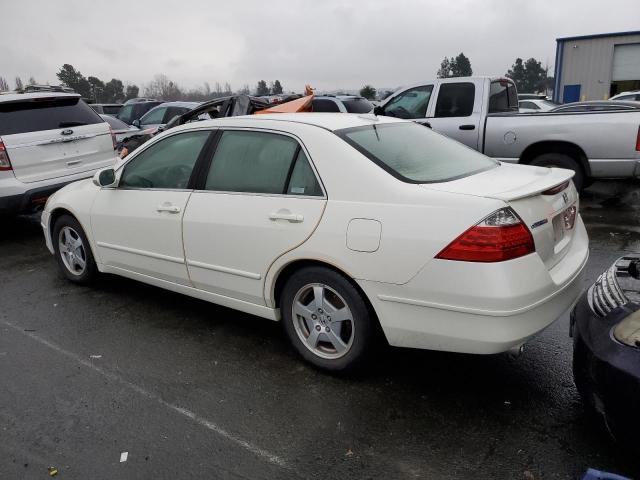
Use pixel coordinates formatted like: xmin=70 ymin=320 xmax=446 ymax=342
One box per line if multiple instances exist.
xmin=280 ymin=266 xmax=376 ymax=372
xmin=52 ymin=214 xmax=98 ymax=284
xmin=530 ymin=153 xmax=585 ymax=191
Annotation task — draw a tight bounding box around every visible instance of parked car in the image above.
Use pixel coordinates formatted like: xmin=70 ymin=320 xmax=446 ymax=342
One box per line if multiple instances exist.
xmin=132 ymin=101 xmax=200 ymax=131
xmin=42 ymin=113 xmax=587 ymax=371
xmin=0 ymin=92 xmax=117 ymax=215
xmin=99 ymin=114 xmax=140 ymax=143
xmin=550 ymin=100 xmax=640 ymax=113
xmin=90 ymin=103 xmax=123 ymax=116
xmin=374 ymin=76 xmax=640 ymax=190
xmin=116 ymin=100 xmax=162 ymax=125
xmin=610 ymin=90 xmax=640 ymax=102
xmin=518 ymin=93 xmax=548 ymax=100
xmin=312 ymin=95 xmax=374 ymax=113
xmin=572 ymin=255 xmax=640 ymax=454
xmin=518 ymin=98 xmax=557 ymax=113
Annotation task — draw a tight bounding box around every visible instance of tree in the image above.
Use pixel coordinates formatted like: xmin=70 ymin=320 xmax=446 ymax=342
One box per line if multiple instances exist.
xmin=103 ymin=78 xmax=124 ymax=103
xmin=87 ymin=76 xmax=105 ymax=102
xmin=437 ymin=53 xmax=473 ymax=78
xmin=125 ymin=84 xmax=139 ymax=100
xmin=223 ymin=82 xmax=232 ymax=95
xmin=272 ymin=80 xmax=283 ymax=95
xmin=56 ymin=64 xmax=91 ymax=98
xmin=144 ymin=74 xmax=181 ymax=100
xmin=437 ymin=57 xmax=452 ymax=78
xmin=451 ymin=52 xmax=472 ymax=77
xmin=28 ymin=76 xmax=37 ymax=85
xmin=359 ymin=85 xmax=377 ymax=100
xmin=506 ymin=57 xmax=547 ymax=93
xmin=239 ymin=84 xmax=250 ymax=95
xmin=256 ymin=80 xmax=269 ymax=96
xmin=15 ymin=76 xmax=23 ymax=90
xmin=0 ymin=77 xmax=9 ymax=91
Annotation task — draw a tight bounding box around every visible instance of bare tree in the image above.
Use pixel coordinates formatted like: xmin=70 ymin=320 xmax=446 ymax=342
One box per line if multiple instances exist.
xmin=15 ymin=76 xmax=23 ymax=90
xmin=144 ymin=74 xmax=182 ymax=101
xmin=214 ymin=82 xmax=222 ymax=96
xmin=0 ymin=77 xmax=9 ymax=92
xmin=28 ymin=76 xmax=37 ymax=85
xmin=223 ymin=82 xmax=232 ymax=95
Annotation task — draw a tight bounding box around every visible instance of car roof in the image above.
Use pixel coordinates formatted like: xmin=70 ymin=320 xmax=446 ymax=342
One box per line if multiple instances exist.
xmin=175 ymin=112 xmax=406 ymax=132
xmin=0 ymin=92 xmax=80 ymax=104
xmin=154 ymin=101 xmax=200 ymax=108
xmin=315 ymin=95 xmax=369 ymax=101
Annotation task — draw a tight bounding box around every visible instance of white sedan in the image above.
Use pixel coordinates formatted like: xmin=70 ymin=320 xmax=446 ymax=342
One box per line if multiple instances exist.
xmin=41 ymin=113 xmax=589 ymax=371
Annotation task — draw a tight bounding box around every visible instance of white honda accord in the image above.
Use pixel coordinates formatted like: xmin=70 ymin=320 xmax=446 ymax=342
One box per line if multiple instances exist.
xmin=41 ymin=113 xmax=588 ymax=371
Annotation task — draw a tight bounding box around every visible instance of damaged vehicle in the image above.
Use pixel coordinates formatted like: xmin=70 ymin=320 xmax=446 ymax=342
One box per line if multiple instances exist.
xmin=572 ymin=255 xmax=640 ymax=454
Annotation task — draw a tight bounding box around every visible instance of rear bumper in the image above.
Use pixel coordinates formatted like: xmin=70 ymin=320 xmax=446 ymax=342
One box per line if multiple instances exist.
xmin=0 ymin=180 xmax=78 ymax=214
xmin=359 ymin=216 xmax=589 ymax=354
xmin=0 ymin=174 xmax=95 ymax=215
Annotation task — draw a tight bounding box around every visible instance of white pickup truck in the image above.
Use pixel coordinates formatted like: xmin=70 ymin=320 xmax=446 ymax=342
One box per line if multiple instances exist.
xmin=374 ymin=76 xmax=640 ymax=189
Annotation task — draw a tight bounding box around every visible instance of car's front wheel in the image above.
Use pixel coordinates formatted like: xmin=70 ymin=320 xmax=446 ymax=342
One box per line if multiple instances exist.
xmin=52 ymin=214 xmax=98 ymax=284
xmin=280 ymin=266 xmax=376 ymax=372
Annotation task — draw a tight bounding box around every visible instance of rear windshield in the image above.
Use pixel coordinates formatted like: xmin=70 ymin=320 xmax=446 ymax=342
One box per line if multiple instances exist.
xmin=0 ymin=97 xmax=103 ymax=136
xmin=336 ymin=122 xmax=497 ymax=183
xmin=342 ymin=98 xmax=373 ymax=114
xmin=102 ymin=105 xmax=122 ymax=115
xmin=488 ymin=80 xmax=519 ymax=113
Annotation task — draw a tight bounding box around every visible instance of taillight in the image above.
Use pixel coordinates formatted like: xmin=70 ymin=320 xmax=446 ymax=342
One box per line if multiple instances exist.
xmin=109 ymin=127 xmax=117 ymax=150
xmin=436 ymin=207 xmax=535 ymax=262
xmin=636 ymin=126 xmax=640 ymax=152
xmin=0 ymin=140 xmax=12 ymax=171
xmin=542 ymin=180 xmax=569 ymax=195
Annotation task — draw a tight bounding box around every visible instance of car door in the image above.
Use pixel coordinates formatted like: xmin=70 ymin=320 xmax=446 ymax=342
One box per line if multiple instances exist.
xmin=378 ymin=85 xmax=434 ymax=123
xmin=182 ymin=129 xmax=327 ymax=305
xmin=427 ymin=81 xmax=481 ymax=149
xmin=91 ymin=129 xmax=213 ymax=285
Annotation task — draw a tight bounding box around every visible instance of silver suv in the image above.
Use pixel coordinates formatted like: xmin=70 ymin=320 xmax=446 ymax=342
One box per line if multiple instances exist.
xmin=312 ymin=95 xmax=374 ymax=113
xmin=0 ymin=92 xmax=117 ymax=214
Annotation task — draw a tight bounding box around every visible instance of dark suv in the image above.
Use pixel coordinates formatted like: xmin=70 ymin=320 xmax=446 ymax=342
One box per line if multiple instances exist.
xmin=116 ymin=100 xmax=162 ymax=125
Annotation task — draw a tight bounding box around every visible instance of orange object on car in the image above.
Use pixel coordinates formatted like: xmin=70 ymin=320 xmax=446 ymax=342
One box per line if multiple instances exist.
xmin=254 ymin=85 xmax=315 ymax=114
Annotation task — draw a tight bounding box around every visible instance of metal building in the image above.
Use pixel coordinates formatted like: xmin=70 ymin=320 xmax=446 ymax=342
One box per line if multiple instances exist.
xmin=553 ymin=31 xmax=640 ymax=103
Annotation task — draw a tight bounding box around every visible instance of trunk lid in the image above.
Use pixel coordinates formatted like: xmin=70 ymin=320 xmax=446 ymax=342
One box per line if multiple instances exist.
xmin=0 ymin=95 xmax=117 ymax=183
xmin=421 ymin=163 xmax=579 ymax=270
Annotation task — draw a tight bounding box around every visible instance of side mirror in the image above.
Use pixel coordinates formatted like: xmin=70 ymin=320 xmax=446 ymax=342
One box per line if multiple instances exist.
xmin=132 ymin=119 xmax=141 ymax=128
xmin=373 ymin=105 xmax=384 ymax=116
xmin=93 ymin=167 xmax=117 ymax=187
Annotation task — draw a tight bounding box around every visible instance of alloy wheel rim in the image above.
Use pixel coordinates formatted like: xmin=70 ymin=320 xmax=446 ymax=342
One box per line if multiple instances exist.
xmin=291 ymin=283 xmax=354 ymax=359
xmin=58 ymin=226 xmax=87 ymax=276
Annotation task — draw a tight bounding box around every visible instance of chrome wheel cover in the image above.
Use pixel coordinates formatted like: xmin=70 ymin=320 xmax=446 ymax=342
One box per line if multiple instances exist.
xmin=58 ymin=226 xmax=87 ymax=276
xmin=291 ymin=283 xmax=354 ymax=359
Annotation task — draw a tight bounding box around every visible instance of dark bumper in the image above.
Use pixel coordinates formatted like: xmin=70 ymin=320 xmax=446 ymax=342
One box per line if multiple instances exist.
xmin=0 ymin=180 xmax=76 ymax=214
xmin=572 ymin=294 xmax=640 ymax=443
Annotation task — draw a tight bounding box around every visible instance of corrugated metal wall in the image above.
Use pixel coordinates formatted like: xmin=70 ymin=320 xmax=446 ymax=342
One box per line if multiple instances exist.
xmin=558 ymin=33 xmax=640 ymax=102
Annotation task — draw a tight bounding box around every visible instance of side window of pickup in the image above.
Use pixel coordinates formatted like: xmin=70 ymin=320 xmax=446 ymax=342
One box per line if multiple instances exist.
xmin=382 ymin=85 xmax=433 ymax=119
xmin=435 ymin=83 xmax=475 ymax=117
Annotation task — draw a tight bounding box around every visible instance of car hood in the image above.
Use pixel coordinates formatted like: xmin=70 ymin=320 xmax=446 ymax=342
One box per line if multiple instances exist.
xmin=419 ymin=163 xmax=574 ymax=201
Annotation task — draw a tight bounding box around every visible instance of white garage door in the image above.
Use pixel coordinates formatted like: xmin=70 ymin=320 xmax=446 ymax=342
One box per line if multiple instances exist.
xmin=612 ymin=43 xmax=640 ymax=81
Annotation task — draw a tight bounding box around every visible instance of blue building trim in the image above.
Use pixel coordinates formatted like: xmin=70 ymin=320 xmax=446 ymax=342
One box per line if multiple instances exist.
xmin=553 ymin=40 xmax=564 ymax=103
xmin=556 ymin=30 xmax=640 ymax=42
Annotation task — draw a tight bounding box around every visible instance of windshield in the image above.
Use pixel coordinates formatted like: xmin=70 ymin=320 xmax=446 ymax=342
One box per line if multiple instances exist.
xmin=342 ymin=98 xmax=373 ymax=113
xmin=336 ymin=122 xmax=497 ymax=183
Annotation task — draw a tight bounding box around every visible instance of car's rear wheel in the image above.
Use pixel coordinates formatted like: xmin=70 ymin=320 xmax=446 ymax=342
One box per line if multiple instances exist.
xmin=52 ymin=215 xmax=98 ymax=284
xmin=530 ymin=153 xmax=585 ymax=191
xmin=280 ymin=266 xmax=376 ymax=372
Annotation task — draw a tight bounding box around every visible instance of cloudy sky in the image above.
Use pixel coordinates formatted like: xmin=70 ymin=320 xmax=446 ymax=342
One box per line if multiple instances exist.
xmin=1 ymin=0 xmax=639 ymax=93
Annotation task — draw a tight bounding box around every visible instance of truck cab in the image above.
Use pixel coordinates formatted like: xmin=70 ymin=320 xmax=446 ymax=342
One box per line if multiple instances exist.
xmin=374 ymin=77 xmax=518 ymax=150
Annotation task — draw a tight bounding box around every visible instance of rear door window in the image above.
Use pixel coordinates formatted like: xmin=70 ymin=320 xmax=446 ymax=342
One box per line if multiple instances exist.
xmin=382 ymin=85 xmax=433 ymax=119
xmin=488 ymin=80 xmax=519 ymax=113
xmin=313 ymin=99 xmax=341 ymax=112
xmin=342 ymin=98 xmax=373 ymax=113
xmin=0 ymin=97 xmax=103 ymax=136
xmin=204 ymin=130 xmax=322 ymax=196
xmin=434 ymin=83 xmax=475 ymax=117
xmin=140 ymin=107 xmax=166 ymax=125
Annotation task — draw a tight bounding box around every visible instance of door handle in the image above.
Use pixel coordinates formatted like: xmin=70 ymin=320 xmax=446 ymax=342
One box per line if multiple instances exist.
xmin=66 ymin=160 xmax=82 ymax=166
xmin=157 ymin=204 xmax=181 ymax=213
xmin=269 ymin=212 xmax=304 ymax=223
xmin=459 ymin=124 xmax=476 ymax=130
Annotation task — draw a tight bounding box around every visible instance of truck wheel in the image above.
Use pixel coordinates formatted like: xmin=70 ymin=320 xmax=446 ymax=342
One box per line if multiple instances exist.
xmin=530 ymin=153 xmax=585 ymax=191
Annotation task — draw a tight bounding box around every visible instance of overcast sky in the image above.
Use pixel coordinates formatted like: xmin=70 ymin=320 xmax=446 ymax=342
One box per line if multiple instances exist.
xmin=1 ymin=0 xmax=639 ymax=93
